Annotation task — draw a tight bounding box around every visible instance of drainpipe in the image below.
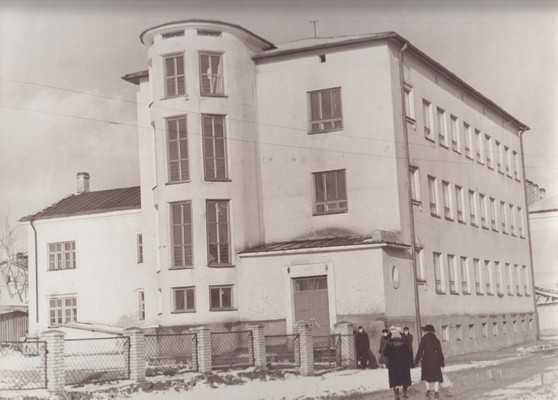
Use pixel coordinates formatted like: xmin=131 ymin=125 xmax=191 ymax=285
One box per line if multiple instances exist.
xmin=397 ymin=42 xmax=422 ymax=341
xmin=519 ymin=129 xmax=540 ymax=340
xmin=30 ymin=218 xmax=39 ymax=324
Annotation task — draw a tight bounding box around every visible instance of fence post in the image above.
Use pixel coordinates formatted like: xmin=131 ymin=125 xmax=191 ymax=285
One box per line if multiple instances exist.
xmin=41 ymin=330 xmax=65 ymax=394
xmin=190 ymin=326 xmax=212 ymax=373
xmin=124 ymin=327 xmax=145 ymax=382
xmin=334 ymin=321 xmax=356 ymax=368
xmin=247 ymin=324 xmax=266 ymax=368
xmin=294 ymin=321 xmax=314 ymax=376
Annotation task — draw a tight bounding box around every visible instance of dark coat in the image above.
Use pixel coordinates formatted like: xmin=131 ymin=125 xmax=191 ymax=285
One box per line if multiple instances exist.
xmin=414 ymin=332 xmax=445 ymax=383
xmin=355 ymin=330 xmax=371 ymax=368
xmin=378 ymin=334 xmax=390 ymax=365
xmin=383 ymin=337 xmax=412 ymax=388
xmin=402 ymin=332 xmax=414 ymax=365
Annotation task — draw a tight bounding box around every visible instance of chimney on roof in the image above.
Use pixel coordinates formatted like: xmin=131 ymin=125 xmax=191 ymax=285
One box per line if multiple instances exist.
xmin=76 ymin=172 xmax=90 ymax=193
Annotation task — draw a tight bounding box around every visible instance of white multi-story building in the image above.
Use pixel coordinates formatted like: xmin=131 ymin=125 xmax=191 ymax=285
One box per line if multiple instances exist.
xmin=21 ymin=20 xmax=537 ymax=355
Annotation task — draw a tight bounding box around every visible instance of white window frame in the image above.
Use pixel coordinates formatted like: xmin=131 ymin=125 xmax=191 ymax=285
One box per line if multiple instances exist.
xmin=485 ymin=134 xmax=493 ymax=169
xmin=479 ymin=194 xmax=488 ymax=229
xmin=509 ymin=204 xmax=516 ymax=236
xmin=170 ymin=201 xmax=193 ymax=268
xmin=501 ymin=201 xmax=508 ymax=233
xmin=433 ymin=252 xmax=445 ymax=294
xmin=206 ymin=200 xmax=232 ymax=266
xmin=166 ymin=116 xmax=189 ymax=182
xmin=422 ymin=99 xmax=433 ymax=140
xmin=164 ymin=54 xmax=186 ymax=98
xmin=410 ymin=166 xmax=421 ymax=203
xmin=137 ymin=234 xmax=143 ymax=264
xmin=442 ymin=325 xmax=450 ymax=342
xmin=442 ymin=181 xmax=453 ymax=220
xmin=404 ymin=84 xmax=415 ymax=120
xmin=209 ymin=285 xmax=234 ymax=311
xmin=464 ymin=122 xmax=473 ymax=159
xmin=199 ymin=51 xmax=224 ymax=96
xmin=48 ymin=241 xmax=76 ymax=271
xmin=415 ymin=248 xmax=426 ymax=282
xmin=460 ymin=256 xmax=470 ymax=294
xmin=428 ymin=176 xmax=439 ymax=217
xmin=437 ymin=107 xmax=448 ymax=147
xmin=313 ymin=169 xmax=348 ymax=215
xmin=455 ymin=185 xmax=465 ymax=223
xmin=515 ymin=264 xmax=522 ymax=295
xmin=450 ymin=114 xmax=460 ymax=153
xmin=506 ymin=263 xmax=513 ymax=295
xmin=49 ymin=295 xmax=77 ymax=327
xmin=138 ymin=290 xmax=145 ymax=320
xmin=496 ymin=140 xmax=503 ymax=173
xmin=476 ymin=129 xmax=484 ymax=164
xmin=485 ymin=260 xmax=493 ymax=295
xmin=468 ymin=190 xmax=478 ymax=226
xmin=495 ymin=261 xmax=503 ymax=296
xmin=202 ymin=114 xmax=228 ymax=180
xmin=309 ymin=87 xmax=343 ymax=133
xmin=474 ymin=258 xmax=483 ymax=295
xmin=172 ymin=286 xmax=196 ymax=312
xmin=447 ymin=254 xmax=458 ymax=294
xmin=523 ymin=265 xmax=530 ymax=295
xmin=490 ymin=197 xmax=498 ymax=231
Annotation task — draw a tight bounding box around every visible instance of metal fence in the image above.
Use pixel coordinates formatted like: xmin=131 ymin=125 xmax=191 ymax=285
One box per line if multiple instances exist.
xmin=264 ymin=334 xmax=300 ymax=368
xmin=313 ymin=334 xmax=341 ymax=369
xmin=64 ymin=336 xmax=130 ymax=385
xmin=211 ymin=330 xmax=254 ymax=369
xmin=145 ymin=333 xmax=198 ymax=376
xmin=0 ymin=340 xmax=47 ymax=390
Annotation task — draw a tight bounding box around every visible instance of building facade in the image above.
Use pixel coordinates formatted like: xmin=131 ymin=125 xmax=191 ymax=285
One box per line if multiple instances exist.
xmin=22 ymin=20 xmax=537 ymax=356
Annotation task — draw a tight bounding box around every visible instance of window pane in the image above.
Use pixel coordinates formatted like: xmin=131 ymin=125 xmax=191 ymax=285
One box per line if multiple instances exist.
xmin=326 ymin=172 xmax=337 ymax=200
xmin=186 ymin=289 xmax=195 ymax=310
xmin=175 ymin=290 xmax=184 ymax=310
xmin=165 ymin=58 xmax=175 ymax=76
xmin=321 ymin=92 xmax=332 ymax=119
xmin=210 ymin=288 xmax=220 ymax=308
xmin=332 ymin=89 xmax=342 ymax=118
xmin=310 ymin=93 xmax=320 ymax=120
xmin=314 ymin=175 xmax=325 ymax=202
xmin=221 ymin=288 xmax=232 ymax=308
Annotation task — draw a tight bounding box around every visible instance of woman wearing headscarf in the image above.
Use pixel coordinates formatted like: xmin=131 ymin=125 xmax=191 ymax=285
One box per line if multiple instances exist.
xmin=383 ymin=326 xmax=412 ymax=399
xmin=414 ymin=324 xmax=445 ymax=399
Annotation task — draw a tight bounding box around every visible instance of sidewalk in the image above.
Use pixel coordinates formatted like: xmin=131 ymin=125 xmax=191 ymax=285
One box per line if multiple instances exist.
xmin=2 ymin=338 xmax=557 ymax=400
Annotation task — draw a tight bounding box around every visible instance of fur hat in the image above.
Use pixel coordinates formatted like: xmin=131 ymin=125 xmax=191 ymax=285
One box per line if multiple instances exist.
xmin=424 ymin=324 xmax=435 ymax=333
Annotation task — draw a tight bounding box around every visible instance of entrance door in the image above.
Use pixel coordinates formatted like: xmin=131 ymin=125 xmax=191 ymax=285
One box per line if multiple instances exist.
xmin=293 ymin=276 xmax=330 ymax=336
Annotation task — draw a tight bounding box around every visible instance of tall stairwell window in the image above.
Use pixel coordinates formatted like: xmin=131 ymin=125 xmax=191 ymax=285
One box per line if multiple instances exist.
xmin=167 ymin=116 xmax=189 ymax=182
xmin=206 ymin=200 xmax=232 ymax=266
xmin=164 ymin=54 xmax=185 ymax=97
xmin=170 ymin=202 xmax=193 ymax=268
xmin=202 ymin=115 xmax=228 ymax=180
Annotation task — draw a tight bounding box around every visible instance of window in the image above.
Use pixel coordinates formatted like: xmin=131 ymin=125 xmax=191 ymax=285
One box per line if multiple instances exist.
xmin=490 ymin=197 xmax=498 ymax=231
xmin=163 ymin=31 xmax=184 ymax=39
xmin=505 ymin=146 xmax=511 ymax=176
xmin=474 ymin=258 xmax=482 ymax=294
xmin=199 ymin=52 xmax=224 ymax=96
xmin=468 ymin=324 xmax=475 ymax=339
xmin=170 ymin=202 xmax=193 ymax=268
xmin=460 ymin=256 xmax=469 ymax=294
xmin=492 ymin=321 xmax=499 ymax=336
xmin=422 ymin=99 xmax=433 ymax=140
xmin=495 ymin=141 xmax=503 ymax=172
xmin=482 ymin=322 xmax=488 ymax=337
xmin=404 ymin=84 xmax=415 ymax=120
xmin=503 ymin=321 xmax=508 ymax=335
xmin=410 ymin=166 xmax=421 ymax=203
xmin=529 ymin=318 xmax=533 ymax=330
xmin=437 ymin=107 xmax=447 ymax=147
xmin=476 ymin=129 xmax=483 ymax=163
xmin=49 ymin=296 xmax=77 ymax=326
xmin=202 ymin=114 xmax=228 ymax=180
xmin=506 ymin=263 xmax=513 ymax=295
xmin=167 ymin=116 xmax=189 ymax=182
xmin=485 ymin=260 xmax=493 ymax=294
xmin=442 ymin=181 xmax=453 ymax=220
xmin=415 ymin=248 xmax=426 ymax=282
xmin=173 ymin=287 xmax=195 ymax=312
xmin=485 ymin=134 xmax=492 ymax=168
xmin=515 ymin=264 xmax=521 ymax=295
xmin=433 ymin=252 xmax=444 ymax=293
xmin=513 ymin=320 xmax=518 ymax=333
xmin=495 ymin=262 xmax=503 ymax=295
xmin=456 ymin=324 xmax=463 ymax=341
xmin=450 ymin=115 xmax=460 ymax=152
xmin=455 ymin=185 xmax=465 ymax=223
xmin=313 ymin=169 xmax=348 ymax=214
xmin=198 ymin=29 xmax=222 ymax=37
xmin=48 ymin=241 xmax=76 ymax=271
xmin=138 ymin=290 xmax=145 ymax=320
xmin=137 ymin=234 xmax=143 ymax=264
xmin=157 ymin=289 xmax=162 ymax=315
xmin=509 ymin=204 xmax=516 ymax=235
xmin=518 ymin=207 xmax=525 ymax=237
xmin=210 ymin=285 xmax=234 ymax=310
xmin=500 ymin=201 xmax=508 ymax=233
xmin=164 ymin=54 xmax=186 ymax=97
xmin=479 ymin=194 xmax=487 ymax=229
xmin=523 ymin=265 xmax=529 ymax=295
xmin=428 ymin=176 xmax=439 ymax=216
xmin=468 ymin=190 xmax=477 ymax=226
xmin=442 ymin=325 xmax=450 ymax=342
xmin=464 ymin=122 xmax=473 ymax=159
xmin=309 ymin=88 xmax=343 ymax=133
xmin=513 ymin=151 xmax=520 ymax=180
xmin=447 ymin=254 xmax=457 ymax=293
xmin=206 ymin=200 xmax=231 ymax=266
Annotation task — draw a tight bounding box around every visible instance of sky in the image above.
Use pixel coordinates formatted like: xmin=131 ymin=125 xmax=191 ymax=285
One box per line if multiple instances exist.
xmin=0 ymin=0 xmax=557 ymax=252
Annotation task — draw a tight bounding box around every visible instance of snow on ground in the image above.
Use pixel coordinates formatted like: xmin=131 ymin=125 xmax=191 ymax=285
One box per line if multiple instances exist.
xmin=480 ymin=365 xmax=558 ymax=400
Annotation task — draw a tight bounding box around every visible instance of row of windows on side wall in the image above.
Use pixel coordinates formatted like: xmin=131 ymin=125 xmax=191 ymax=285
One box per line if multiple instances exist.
xmin=439 ymin=316 xmax=533 ymax=343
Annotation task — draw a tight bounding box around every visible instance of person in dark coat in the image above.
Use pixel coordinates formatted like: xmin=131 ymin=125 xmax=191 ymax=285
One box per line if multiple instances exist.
xmin=355 ymin=326 xmax=370 ymax=369
xmin=415 ymin=325 xmax=445 ymax=399
xmin=378 ymin=328 xmax=390 ymax=368
xmin=402 ymin=327 xmax=414 ymax=367
xmin=383 ymin=326 xmax=412 ymax=399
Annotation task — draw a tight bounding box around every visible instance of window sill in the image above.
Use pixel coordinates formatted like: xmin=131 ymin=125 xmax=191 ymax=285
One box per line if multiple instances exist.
xmin=308 ymin=128 xmax=344 ymax=135
xmin=210 ymin=308 xmax=237 ymax=312
xmin=477 ymin=161 xmax=485 ymax=165
xmin=471 ymin=223 xmax=478 ymax=228
xmin=476 ymin=292 xmax=484 ymax=296
xmin=435 ymin=291 xmax=446 ymax=295
xmin=166 ymin=180 xmax=191 ymax=186
xmin=452 ymin=149 xmax=461 ymax=155
xmin=208 ymin=264 xmax=235 ymax=268
xmin=313 ymin=210 xmax=348 ymax=216
xmin=498 ymin=170 xmax=504 ymax=175
xmin=487 ymin=165 xmax=494 ymax=170
xmin=439 ymin=143 xmax=449 ymax=149
xmin=200 ymin=94 xmax=227 ymax=98
xmin=445 ymin=217 xmax=454 ymax=222
xmin=463 ymin=292 xmax=471 ymax=295
xmin=47 ymin=268 xmax=76 ymax=272
xmin=416 ymin=279 xmax=427 ymax=285
xmin=205 ymin=178 xmax=232 ymax=182
xmin=450 ymin=291 xmax=459 ymax=295
xmin=482 ymin=226 xmax=489 ymax=230
xmin=171 ymin=310 xmax=196 ymax=314
xmin=162 ymin=94 xmax=188 ymax=100
xmin=169 ymin=266 xmax=194 ymax=270
xmin=405 ymin=116 xmax=416 ymax=124
xmin=466 ymin=155 xmax=474 ymax=161
xmin=497 ymin=293 xmax=504 ymax=298
xmin=458 ymin=219 xmax=466 ymax=225
xmin=492 ymin=228 xmax=499 ymax=232
xmin=412 ymin=200 xmax=421 ymax=206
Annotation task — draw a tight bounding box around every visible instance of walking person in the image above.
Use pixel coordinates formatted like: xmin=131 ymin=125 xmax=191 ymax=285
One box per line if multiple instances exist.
xmin=378 ymin=328 xmax=390 ymax=368
xmin=355 ymin=326 xmax=370 ymax=369
xmin=383 ymin=326 xmax=412 ymax=399
xmin=402 ymin=326 xmax=414 ymax=367
xmin=414 ymin=325 xmax=445 ymax=399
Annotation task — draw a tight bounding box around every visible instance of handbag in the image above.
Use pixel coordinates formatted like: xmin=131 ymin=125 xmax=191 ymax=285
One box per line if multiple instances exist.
xmin=440 ymin=372 xmax=453 ymax=388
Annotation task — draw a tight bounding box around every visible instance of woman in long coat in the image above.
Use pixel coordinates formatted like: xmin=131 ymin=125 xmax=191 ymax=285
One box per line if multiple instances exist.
xmin=414 ymin=325 xmax=445 ymax=399
xmin=355 ymin=326 xmax=370 ymax=369
xmin=378 ymin=328 xmax=390 ymax=367
xmin=383 ymin=327 xmax=412 ymax=399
